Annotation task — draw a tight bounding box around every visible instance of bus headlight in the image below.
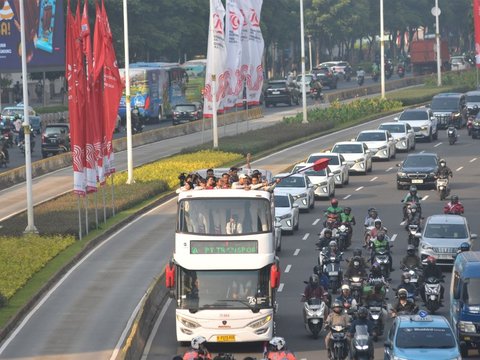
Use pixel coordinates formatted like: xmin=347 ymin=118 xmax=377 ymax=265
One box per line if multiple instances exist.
xmin=177 ymin=315 xmax=201 ymax=329
xmin=248 ymin=315 xmax=272 ymax=329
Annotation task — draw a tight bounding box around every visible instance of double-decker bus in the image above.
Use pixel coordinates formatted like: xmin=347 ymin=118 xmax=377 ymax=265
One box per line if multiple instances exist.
xmin=166 ymin=185 xmax=280 ymax=344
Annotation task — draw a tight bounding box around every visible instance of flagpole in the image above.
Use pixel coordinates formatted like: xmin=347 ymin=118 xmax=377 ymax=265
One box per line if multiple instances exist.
xmin=210 ymin=0 xmax=219 ymax=149
xmin=77 ymin=195 xmax=83 ymax=240
xmin=123 ymin=0 xmax=134 ymax=183
xmin=19 ymin=0 xmax=37 ymax=233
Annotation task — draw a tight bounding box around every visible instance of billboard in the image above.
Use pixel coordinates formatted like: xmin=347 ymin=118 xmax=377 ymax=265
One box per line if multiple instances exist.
xmin=0 ymin=0 xmax=65 ymax=72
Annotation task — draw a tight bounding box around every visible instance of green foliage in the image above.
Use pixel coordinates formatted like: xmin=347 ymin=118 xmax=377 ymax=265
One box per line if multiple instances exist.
xmin=0 ymin=292 xmax=6 ymax=308
xmin=34 ymin=105 xmax=68 ymax=114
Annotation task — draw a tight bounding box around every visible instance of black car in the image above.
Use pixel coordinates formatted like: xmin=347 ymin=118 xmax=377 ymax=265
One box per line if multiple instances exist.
xmin=396 ymin=152 xmax=439 ymax=190
xmin=41 ymin=123 xmax=70 ymax=158
xmin=312 ymin=66 xmax=338 ymax=89
xmin=430 ymin=93 xmax=467 ymax=129
xmin=263 ymin=80 xmax=300 ymax=107
xmin=172 ymin=103 xmax=202 ymax=125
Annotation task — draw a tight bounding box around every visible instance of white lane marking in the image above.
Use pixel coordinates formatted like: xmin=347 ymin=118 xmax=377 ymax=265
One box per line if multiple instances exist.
xmin=285 ymin=265 xmax=292 ymax=273
xmin=420 ymin=150 xmax=425 ymax=153
xmin=434 ymin=142 xmax=442 ymax=147
xmin=456 ymin=166 xmax=463 ymax=171
xmin=422 ymin=195 xmax=429 ymax=201
xmin=343 ymin=194 xmax=351 ymax=200
xmin=386 ymin=167 xmax=393 ymax=172
xmin=278 ymin=283 xmax=285 ymax=292
xmin=141 ymin=298 xmax=173 ymax=359
xmin=355 ymin=186 xmax=364 ymax=191
xmin=312 ymin=219 xmax=320 ymax=226
xmin=303 ymin=233 xmax=310 ymax=241
xmin=370 ymin=176 xmax=378 ymax=182
xmin=400 ymin=220 xmax=406 ymax=226
xmin=390 ymin=234 xmax=397 ymax=242
xmin=294 ymin=249 xmax=300 ymax=256
xmin=470 ymin=157 xmax=477 ymax=163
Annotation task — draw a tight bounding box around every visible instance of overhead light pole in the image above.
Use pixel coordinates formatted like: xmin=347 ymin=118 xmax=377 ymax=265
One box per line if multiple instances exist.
xmin=432 ymin=0 xmax=442 ymax=86
xmin=300 ymin=0 xmax=308 ymax=124
xmin=380 ymin=0 xmax=385 ymax=99
xmin=123 ymin=0 xmax=134 ymax=184
xmin=308 ymin=35 xmax=313 ymax=72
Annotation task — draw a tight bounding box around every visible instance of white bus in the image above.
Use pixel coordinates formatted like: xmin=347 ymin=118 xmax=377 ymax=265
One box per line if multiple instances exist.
xmin=166 ymin=187 xmax=280 ymax=344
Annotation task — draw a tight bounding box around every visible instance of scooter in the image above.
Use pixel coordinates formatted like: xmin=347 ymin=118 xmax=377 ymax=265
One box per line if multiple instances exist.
xmin=372 ymin=248 xmax=391 ymax=278
xmin=302 ymin=296 xmax=326 ymax=339
xmin=424 ymin=276 xmax=443 ymax=314
xmin=406 ymin=224 xmax=421 ymax=248
xmin=351 ymin=325 xmax=372 ymax=360
xmin=397 ymin=64 xmax=405 ymax=78
xmin=447 ymin=126 xmax=457 ymax=145
xmin=436 ymin=176 xmax=450 ymax=201
xmin=336 ymin=225 xmax=350 ymax=251
xmin=357 ymin=73 xmax=365 ymax=86
xmin=367 ymin=300 xmax=385 ymax=341
xmin=329 ymin=324 xmax=349 ymax=360
xmin=310 ymin=87 xmax=324 ymax=102
xmin=348 ymin=276 xmax=365 ymax=304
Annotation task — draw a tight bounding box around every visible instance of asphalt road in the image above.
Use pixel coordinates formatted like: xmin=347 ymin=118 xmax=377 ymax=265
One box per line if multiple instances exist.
xmin=0 ymin=107 xmax=478 ymax=359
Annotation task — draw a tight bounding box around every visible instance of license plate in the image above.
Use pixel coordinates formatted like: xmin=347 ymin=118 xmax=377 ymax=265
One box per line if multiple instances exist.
xmin=217 ymin=335 xmax=235 ymax=342
xmin=411 ymin=179 xmax=423 ymax=184
xmin=272 ymin=91 xmax=280 ymax=94
xmin=329 ymin=271 xmax=338 ymax=276
xmin=437 ymin=253 xmax=453 ymax=259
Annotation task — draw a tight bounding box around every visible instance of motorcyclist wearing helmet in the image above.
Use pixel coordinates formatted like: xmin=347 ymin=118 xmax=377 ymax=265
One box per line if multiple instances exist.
xmin=324 ymin=198 xmax=344 ymax=226
xmin=443 ymin=195 xmax=465 ymax=215
xmin=265 ymin=336 xmax=297 ymax=360
xmin=391 ymin=288 xmax=418 ymax=317
xmin=302 ymin=274 xmax=327 ymax=303
xmin=131 ymin=106 xmax=141 ymax=132
xmin=345 ymin=249 xmax=368 ymax=279
xmin=183 ymin=336 xmax=212 ymax=360
xmin=402 ymin=185 xmax=422 ymax=220
xmin=438 ymin=158 xmax=453 ymax=179
xmin=319 ymin=240 xmax=341 ymax=271
xmin=364 ymin=208 xmax=381 ymax=228
xmin=325 ymin=301 xmax=351 ymax=358
xmin=420 ymin=256 xmax=444 ymax=305
xmin=398 ymin=272 xmax=418 ymax=299
xmin=317 ymin=228 xmax=335 ymax=249
xmin=348 ymin=307 xmax=374 ymax=360
xmin=370 ymin=232 xmax=394 ymax=271
xmin=336 ymin=284 xmax=358 ymax=314
xmin=365 ymin=219 xmax=388 ymax=247
xmin=340 ymin=206 xmax=356 ymax=227
xmin=458 ymin=242 xmax=471 ymax=254
xmin=400 ymin=245 xmax=422 ymax=269
xmin=405 ymin=203 xmax=422 ymax=229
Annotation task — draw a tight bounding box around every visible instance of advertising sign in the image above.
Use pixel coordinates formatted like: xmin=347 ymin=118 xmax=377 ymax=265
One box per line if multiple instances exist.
xmin=0 ymin=0 xmax=65 ymax=72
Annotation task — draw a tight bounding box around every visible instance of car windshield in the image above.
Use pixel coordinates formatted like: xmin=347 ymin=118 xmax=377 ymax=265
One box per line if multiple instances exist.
xmin=464 ymin=279 xmax=480 ymax=305
xmin=403 ymin=155 xmax=437 ymax=168
xmin=466 ymin=95 xmax=480 ymax=103
xmin=268 ymin=82 xmax=287 ymax=89
xmin=424 ymin=223 xmax=468 ymax=239
xmin=2 ymin=108 xmax=23 ymax=116
xmin=395 ymin=327 xmax=456 ymax=349
xmin=307 ymin=155 xmax=339 ymax=165
xmin=451 ymin=58 xmax=464 ymax=64
xmin=174 ymin=105 xmax=196 ymax=112
xmin=379 ymin=124 xmax=404 ymax=133
xmin=431 ymin=97 xmax=460 ymax=111
xmin=357 ymin=132 xmax=386 ymax=141
xmin=275 ymin=176 xmax=306 ymax=188
xmin=274 ymin=195 xmax=290 ymax=208
xmin=332 ymin=144 xmax=363 ymax=154
xmin=399 ymin=111 xmax=429 ymax=120
xmin=45 ymin=126 xmax=67 ymax=136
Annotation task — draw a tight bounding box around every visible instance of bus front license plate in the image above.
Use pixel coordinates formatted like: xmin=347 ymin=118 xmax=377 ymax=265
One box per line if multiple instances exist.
xmin=217 ymin=335 xmax=235 ymax=342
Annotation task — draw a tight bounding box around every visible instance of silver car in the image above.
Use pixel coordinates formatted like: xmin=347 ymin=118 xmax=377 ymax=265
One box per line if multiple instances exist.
xmin=273 ymin=173 xmax=315 ymax=211
xmin=331 ymin=141 xmax=373 ymax=175
xmin=419 ymin=214 xmax=477 ymax=266
xmin=305 ymin=152 xmax=350 ymax=187
xmin=274 ymin=192 xmax=299 ymax=235
xmin=378 ymin=122 xmax=416 ymax=152
xmin=355 ymin=130 xmax=397 ymax=160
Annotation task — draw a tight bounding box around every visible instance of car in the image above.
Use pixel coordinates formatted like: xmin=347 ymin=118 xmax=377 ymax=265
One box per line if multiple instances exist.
xmin=264 ymin=80 xmax=300 ymax=107
xmin=378 ymin=122 xmax=416 ymax=152
xmin=291 ymin=162 xmax=335 ymax=199
xmin=430 ymin=93 xmax=467 ymax=129
xmin=395 ymin=108 xmax=438 ymax=142
xmin=331 ymin=141 xmax=373 ymax=175
xmin=305 ymin=152 xmax=350 ymax=187
xmin=274 ymin=218 xmax=283 ymax=251
xmin=1 ymin=105 xmax=42 ymax=134
xmin=41 ymin=123 xmax=70 ymax=158
xmin=450 ymin=55 xmax=470 ymax=71
xmin=273 ymin=173 xmax=315 ymax=211
xmin=355 ymin=130 xmax=396 ymax=160
xmin=419 ymin=214 xmax=477 ymax=266
xmin=396 ymin=152 xmax=439 ymax=190
xmin=312 ymin=66 xmax=338 ymax=89
xmin=465 ymin=90 xmax=480 ymax=116
xmin=329 ymin=61 xmax=351 ymax=78
xmin=172 ymin=103 xmax=202 ymax=125
xmin=273 ymin=192 xmax=299 ymax=235
xmin=384 ymin=311 xmax=461 ymax=360
xmin=295 ymin=74 xmax=314 ymax=93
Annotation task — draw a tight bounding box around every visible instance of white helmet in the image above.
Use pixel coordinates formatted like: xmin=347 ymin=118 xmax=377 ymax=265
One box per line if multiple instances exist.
xmin=339 ymin=224 xmax=347 ymax=232
xmin=269 ymin=336 xmax=286 ymax=351
xmin=191 ymin=335 xmax=207 ymax=350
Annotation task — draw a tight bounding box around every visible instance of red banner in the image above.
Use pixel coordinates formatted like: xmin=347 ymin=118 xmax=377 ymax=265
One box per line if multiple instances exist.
xmin=474 ymin=0 xmax=480 ymax=68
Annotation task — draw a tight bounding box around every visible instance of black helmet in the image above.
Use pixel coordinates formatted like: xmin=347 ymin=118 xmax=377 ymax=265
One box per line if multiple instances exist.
xmin=353 ymin=248 xmax=362 ymax=257
xmin=451 ymin=195 xmax=459 ymax=203
xmin=407 ymin=244 xmax=415 ymax=255
xmin=377 ymin=232 xmax=386 ymax=241
xmin=358 ymin=307 xmax=368 ymax=319
xmin=309 ymin=274 xmax=319 ymax=287
xmin=332 ymin=300 xmax=343 ymax=313
xmin=460 ymin=242 xmax=471 ymax=252
xmin=344 ymin=206 xmax=351 ymax=214
xmin=324 ymin=228 xmax=333 ymax=237
xmin=409 ymin=185 xmax=417 ymax=194
xmin=374 ymin=282 xmax=383 ymax=292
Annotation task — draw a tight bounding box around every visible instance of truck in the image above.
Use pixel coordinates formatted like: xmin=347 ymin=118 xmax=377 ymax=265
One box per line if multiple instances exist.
xmin=410 ymin=38 xmax=450 ymax=76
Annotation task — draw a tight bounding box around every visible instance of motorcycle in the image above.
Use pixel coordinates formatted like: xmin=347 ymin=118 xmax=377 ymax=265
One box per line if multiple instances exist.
xmin=397 ymin=64 xmax=405 ymax=78
xmin=401 ymin=265 xmax=423 ymax=291
xmin=406 ymin=224 xmax=421 ymax=248
xmin=372 ymin=248 xmax=391 ymax=278
xmin=0 ymin=149 xmax=7 ymax=168
xmin=132 ymin=123 xmax=145 ymax=134
xmin=371 ymin=71 xmax=379 ymax=82
xmin=403 ymin=201 xmax=422 ymax=222
xmin=357 ymin=73 xmax=365 ymax=86
xmin=424 ymin=276 xmax=443 ymax=314
xmin=348 ymin=276 xmax=365 ymax=304
xmin=447 ymin=126 xmax=458 ymax=145
xmin=310 ymin=87 xmax=324 ymax=101
xmin=302 ymin=296 xmax=326 ymax=338
xmin=329 ymin=324 xmax=349 ymax=360
xmin=472 ymin=117 xmax=480 ymax=139
xmin=467 ymin=116 xmax=474 ymax=136
xmin=351 ymin=324 xmax=372 ymax=360
xmin=367 ymin=300 xmax=385 ymax=341
xmin=436 ymin=176 xmax=450 ymax=201
xmin=318 ymin=250 xmax=343 ymax=293
xmin=1 ymin=127 xmax=14 ymax=148
xmin=18 ymin=137 xmax=35 ymax=155
xmin=336 ymin=225 xmax=350 ymax=251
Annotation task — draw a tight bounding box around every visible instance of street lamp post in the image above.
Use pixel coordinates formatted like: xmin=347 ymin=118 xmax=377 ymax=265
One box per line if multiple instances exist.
xmin=300 ymin=0 xmax=308 ymax=124
xmin=380 ymin=0 xmax=385 ymax=99
xmin=123 ymin=0 xmax=134 ymax=184
xmin=433 ymin=0 xmax=442 ymax=86
xmin=308 ymin=35 xmax=313 ymax=72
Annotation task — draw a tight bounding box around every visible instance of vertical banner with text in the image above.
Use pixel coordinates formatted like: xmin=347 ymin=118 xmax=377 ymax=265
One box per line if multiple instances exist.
xmin=474 ymin=0 xmax=480 ymax=68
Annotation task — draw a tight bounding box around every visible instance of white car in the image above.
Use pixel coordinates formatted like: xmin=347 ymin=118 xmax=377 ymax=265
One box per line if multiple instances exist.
xmin=355 ymin=130 xmax=396 ymax=160
xmin=331 ymin=141 xmax=373 ymax=175
xmin=274 ymin=192 xmax=299 ymax=235
xmin=274 ymin=218 xmax=283 ymax=251
xmin=295 ymin=74 xmax=314 ymax=93
xmin=273 ymin=173 xmax=315 ymax=211
xmin=395 ymin=108 xmax=438 ymax=142
xmin=292 ymin=162 xmax=335 ymax=199
xmin=450 ymin=56 xmax=470 ymax=71
xmin=378 ymin=122 xmax=416 ymax=152
xmin=306 ymin=152 xmax=350 ymax=187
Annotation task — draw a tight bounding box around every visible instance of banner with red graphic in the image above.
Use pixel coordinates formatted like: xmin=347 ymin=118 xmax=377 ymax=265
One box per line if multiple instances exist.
xmin=474 ymin=0 xmax=480 ymax=68
xmin=203 ymin=0 xmax=227 ymax=118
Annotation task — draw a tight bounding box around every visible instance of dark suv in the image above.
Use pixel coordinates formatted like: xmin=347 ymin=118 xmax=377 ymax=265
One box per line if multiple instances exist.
xmin=430 ymin=93 xmax=467 ymax=129
xmin=172 ymin=103 xmax=202 ymax=125
xmin=264 ymin=80 xmax=300 ymax=107
xmin=312 ymin=66 xmax=338 ymax=89
xmin=396 ymin=152 xmax=439 ymax=189
xmin=41 ymin=123 xmax=70 ymax=158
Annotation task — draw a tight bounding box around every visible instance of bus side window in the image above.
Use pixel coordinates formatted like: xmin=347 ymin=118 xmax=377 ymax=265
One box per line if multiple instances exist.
xmin=453 ymin=271 xmax=461 ymax=300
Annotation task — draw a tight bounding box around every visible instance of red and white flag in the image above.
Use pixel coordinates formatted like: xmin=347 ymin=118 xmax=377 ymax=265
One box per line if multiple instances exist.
xmin=224 ymin=0 xmax=244 ymax=110
xmin=203 ymin=0 xmax=227 ymax=118
xmin=474 ymin=0 xmax=480 ymax=68
xmin=244 ymin=0 xmax=264 ymax=105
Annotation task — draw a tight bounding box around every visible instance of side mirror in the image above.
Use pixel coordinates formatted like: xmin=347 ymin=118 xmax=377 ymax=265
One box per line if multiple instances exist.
xmin=471 ymin=234 xmax=478 ymax=240
xmin=366 ymin=150 xmax=371 ymax=154
xmin=396 ymin=163 xmax=401 ymax=167
xmin=384 ymin=340 xmax=392 ymax=349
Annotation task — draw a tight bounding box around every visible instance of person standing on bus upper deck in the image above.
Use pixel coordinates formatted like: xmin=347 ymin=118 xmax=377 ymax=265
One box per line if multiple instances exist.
xmin=205 ymin=176 xmax=216 ymax=190
xmin=226 ymin=213 xmax=243 ymax=234
xmin=229 ymin=167 xmax=239 ymax=184
xmin=232 ymin=174 xmax=249 ymax=189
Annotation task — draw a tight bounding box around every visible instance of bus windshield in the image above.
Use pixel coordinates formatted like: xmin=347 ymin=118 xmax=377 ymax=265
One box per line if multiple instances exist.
xmin=177 ymin=198 xmax=272 ymax=235
xmin=178 ymin=268 xmax=272 ymax=310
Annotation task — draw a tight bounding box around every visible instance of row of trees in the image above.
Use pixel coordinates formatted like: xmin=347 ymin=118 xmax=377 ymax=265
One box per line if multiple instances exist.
xmin=102 ymin=0 xmax=473 ymax=72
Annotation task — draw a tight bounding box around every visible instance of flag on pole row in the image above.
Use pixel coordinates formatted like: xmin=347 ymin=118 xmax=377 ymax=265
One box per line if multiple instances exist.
xmin=474 ymin=0 xmax=480 ymax=68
